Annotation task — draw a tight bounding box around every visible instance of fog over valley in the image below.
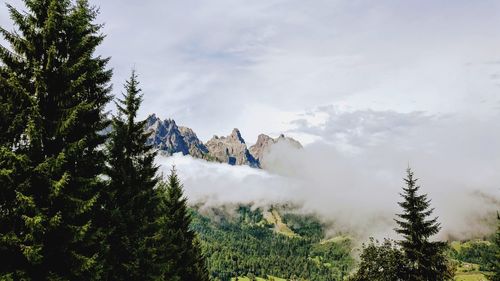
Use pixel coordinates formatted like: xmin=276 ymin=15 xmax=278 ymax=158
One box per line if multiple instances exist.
xmin=155 ymin=109 xmax=499 ymax=241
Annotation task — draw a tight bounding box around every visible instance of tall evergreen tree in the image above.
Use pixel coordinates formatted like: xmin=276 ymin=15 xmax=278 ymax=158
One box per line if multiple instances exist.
xmin=394 ymin=168 xmax=452 ymax=281
xmin=156 ymin=168 xmax=210 ymax=281
xmin=102 ymin=70 xmax=160 ymax=280
xmin=0 ymin=0 xmax=112 ymax=279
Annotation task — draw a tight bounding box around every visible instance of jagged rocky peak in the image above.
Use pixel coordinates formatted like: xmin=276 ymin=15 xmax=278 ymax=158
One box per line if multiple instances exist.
xmin=146 ymin=113 xmax=156 ymax=125
xmin=145 ymin=113 xmax=161 ymax=131
xmin=229 ymin=128 xmax=245 ymax=143
xmin=143 ymin=114 xmax=302 ymax=169
xmin=178 ymin=126 xmax=209 ymax=158
xmin=254 ymin=134 xmax=274 ymax=147
xmin=249 ymin=133 xmax=302 ymax=165
xmin=205 ymin=129 xmax=258 ymax=167
xmin=144 ymin=114 xmax=208 ymax=158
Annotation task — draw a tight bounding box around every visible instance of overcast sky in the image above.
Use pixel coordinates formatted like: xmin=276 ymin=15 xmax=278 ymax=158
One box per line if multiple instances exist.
xmin=1 ymin=0 xmax=500 ymax=144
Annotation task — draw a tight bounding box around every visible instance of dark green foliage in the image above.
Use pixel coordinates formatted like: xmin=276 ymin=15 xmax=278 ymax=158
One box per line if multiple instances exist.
xmin=0 ymin=0 xmax=111 ymax=279
xmin=191 ymin=206 xmax=354 ymax=281
xmin=101 ymin=71 xmax=161 ymax=280
xmin=0 ymin=147 xmax=31 ymax=280
xmin=449 ymin=240 xmax=497 ymax=272
xmin=282 ymin=213 xmax=325 ymax=241
xmin=394 ymin=168 xmax=453 ymax=281
xmin=237 ymin=205 xmax=265 ymax=225
xmin=156 ymin=169 xmax=210 ymax=281
xmin=0 ymin=66 xmax=29 ymax=147
xmin=349 ymin=239 xmax=408 ymax=281
xmin=310 ymin=238 xmax=353 ymax=273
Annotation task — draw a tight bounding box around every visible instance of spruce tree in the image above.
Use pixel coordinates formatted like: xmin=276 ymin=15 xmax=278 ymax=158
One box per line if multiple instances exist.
xmin=0 ymin=0 xmax=111 ymax=279
xmin=156 ymin=168 xmax=210 ymax=281
xmin=102 ymin=70 xmax=160 ymax=280
xmin=0 ymin=41 xmax=31 ymax=279
xmin=394 ymin=168 xmax=452 ymax=281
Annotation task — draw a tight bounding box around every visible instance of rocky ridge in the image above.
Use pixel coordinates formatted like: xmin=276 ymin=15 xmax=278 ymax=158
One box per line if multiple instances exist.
xmin=249 ymin=133 xmax=303 ymax=165
xmin=205 ymin=129 xmax=259 ymax=167
xmin=144 ymin=114 xmax=301 ymax=168
xmin=145 ymin=114 xmax=209 ymax=158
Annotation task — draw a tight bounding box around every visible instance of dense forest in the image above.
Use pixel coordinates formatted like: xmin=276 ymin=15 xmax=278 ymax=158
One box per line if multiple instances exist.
xmin=0 ymin=1 xmax=498 ymax=281
xmin=189 ymin=205 xmax=498 ymax=281
xmin=191 ymin=205 xmax=354 ymax=281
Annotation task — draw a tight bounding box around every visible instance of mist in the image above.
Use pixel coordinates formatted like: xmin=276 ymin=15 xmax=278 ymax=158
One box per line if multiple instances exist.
xmin=156 ymin=109 xmax=499 ymax=241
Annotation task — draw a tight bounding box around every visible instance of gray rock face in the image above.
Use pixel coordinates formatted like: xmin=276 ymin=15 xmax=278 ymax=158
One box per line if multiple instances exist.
xmin=205 ymin=129 xmax=259 ymax=167
xmin=249 ymin=133 xmax=303 ymax=166
xmin=144 ymin=114 xmax=301 ymax=168
xmin=145 ymin=114 xmax=208 ymax=157
xmin=178 ymin=126 xmax=209 ymax=158
xmin=248 ymin=134 xmax=274 ymax=164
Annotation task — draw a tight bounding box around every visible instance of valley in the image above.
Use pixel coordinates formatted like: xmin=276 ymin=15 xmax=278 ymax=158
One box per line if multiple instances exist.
xmin=190 ymin=205 xmax=497 ymax=281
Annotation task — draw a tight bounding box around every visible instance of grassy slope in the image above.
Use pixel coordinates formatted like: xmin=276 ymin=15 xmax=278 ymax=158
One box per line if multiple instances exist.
xmin=451 ymin=240 xmax=493 ymax=252
xmin=231 ymin=276 xmax=287 ymax=281
xmin=454 ymin=262 xmax=491 ymax=281
xmin=455 ymin=272 xmax=489 ymax=281
xmin=262 ymin=209 xmax=297 ymax=237
xmin=450 ymin=239 xmax=496 ymax=281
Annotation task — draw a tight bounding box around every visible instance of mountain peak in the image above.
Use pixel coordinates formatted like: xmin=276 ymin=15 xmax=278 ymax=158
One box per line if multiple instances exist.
xmin=144 ymin=115 xmax=301 ymax=168
xmin=205 ymin=128 xmax=257 ymax=167
xmin=145 ymin=116 xmax=207 ymax=157
xmin=230 ymin=128 xmax=245 ymax=143
xmin=257 ymin=134 xmax=273 ymax=142
xmin=249 ymin=133 xmax=302 ymax=166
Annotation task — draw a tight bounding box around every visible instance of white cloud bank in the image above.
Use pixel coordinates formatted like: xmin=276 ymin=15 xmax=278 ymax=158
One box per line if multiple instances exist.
xmin=156 ymin=153 xmax=299 ymax=207
xmin=157 ymin=108 xmax=499 ymax=241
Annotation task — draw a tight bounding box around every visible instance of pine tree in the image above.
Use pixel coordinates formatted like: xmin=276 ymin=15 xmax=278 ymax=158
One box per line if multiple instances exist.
xmin=394 ymin=168 xmax=452 ymax=281
xmin=156 ymin=168 xmax=210 ymax=281
xmin=102 ymin=70 xmax=161 ymax=280
xmin=0 ymin=0 xmax=112 ymax=279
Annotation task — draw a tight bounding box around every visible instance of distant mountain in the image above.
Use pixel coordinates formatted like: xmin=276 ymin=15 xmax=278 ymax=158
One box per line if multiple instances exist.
xmin=145 ymin=114 xmax=209 ymax=159
xmin=144 ymin=114 xmax=302 ymax=168
xmin=205 ymin=128 xmax=259 ymax=167
xmin=249 ymin=133 xmax=303 ymax=166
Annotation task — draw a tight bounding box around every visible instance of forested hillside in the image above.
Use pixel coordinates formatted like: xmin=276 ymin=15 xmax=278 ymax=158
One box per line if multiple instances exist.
xmin=190 ymin=205 xmax=354 ymax=281
xmin=189 ymin=205 xmax=499 ymax=281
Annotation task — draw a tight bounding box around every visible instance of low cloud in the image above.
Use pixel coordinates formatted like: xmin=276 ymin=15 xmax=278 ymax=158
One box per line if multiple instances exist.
xmin=157 ymin=108 xmax=500 ymax=241
xmin=156 ymin=153 xmax=299 ymax=208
